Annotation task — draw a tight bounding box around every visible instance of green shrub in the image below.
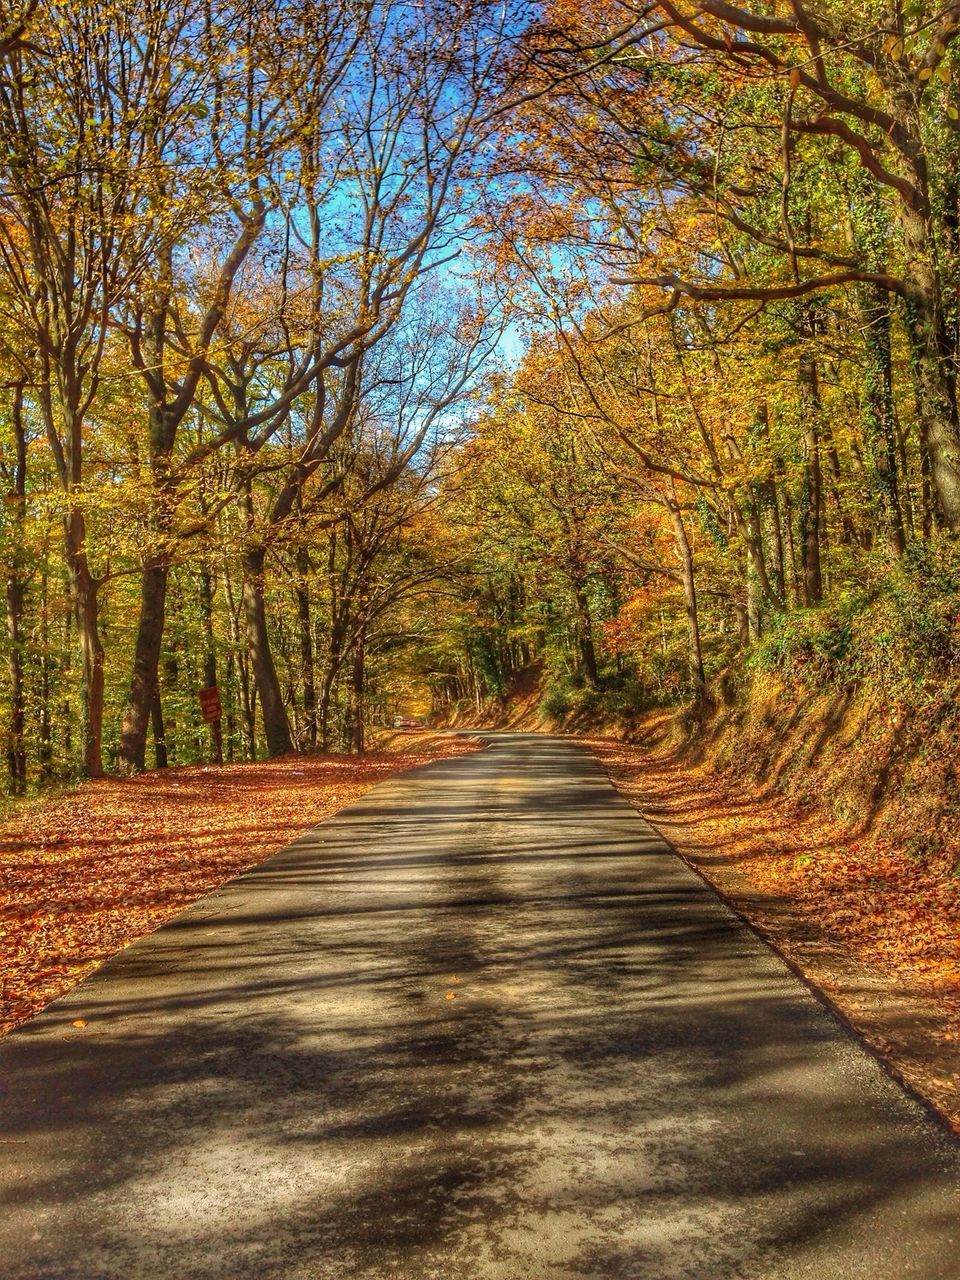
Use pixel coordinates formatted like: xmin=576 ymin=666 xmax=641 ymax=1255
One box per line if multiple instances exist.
xmin=540 ymin=685 xmax=572 ymax=719
xmin=752 ymin=538 xmax=960 ymax=694
xmin=602 ymin=678 xmax=649 ymax=716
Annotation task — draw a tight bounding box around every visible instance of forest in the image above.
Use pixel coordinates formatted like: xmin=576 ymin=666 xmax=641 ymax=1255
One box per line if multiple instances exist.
xmin=6 ymin=0 xmax=960 ymax=1250
xmin=0 ymin=0 xmax=959 ymax=789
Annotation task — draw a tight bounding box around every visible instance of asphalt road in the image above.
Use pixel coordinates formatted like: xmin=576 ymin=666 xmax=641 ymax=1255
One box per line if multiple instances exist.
xmin=2 ymin=733 xmax=959 ymax=1280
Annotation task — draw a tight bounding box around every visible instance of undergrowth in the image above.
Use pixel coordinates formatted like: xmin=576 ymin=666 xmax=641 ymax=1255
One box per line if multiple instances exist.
xmin=751 ymin=538 xmax=960 ymax=696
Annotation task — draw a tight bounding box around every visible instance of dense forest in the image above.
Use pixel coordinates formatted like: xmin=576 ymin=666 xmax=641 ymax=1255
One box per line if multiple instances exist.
xmin=1 ymin=0 xmax=959 ymax=788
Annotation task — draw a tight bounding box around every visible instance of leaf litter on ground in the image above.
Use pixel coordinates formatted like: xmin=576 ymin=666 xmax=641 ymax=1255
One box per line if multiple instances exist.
xmin=590 ymin=735 xmax=960 ymax=1134
xmin=0 ymin=734 xmax=480 ymax=1036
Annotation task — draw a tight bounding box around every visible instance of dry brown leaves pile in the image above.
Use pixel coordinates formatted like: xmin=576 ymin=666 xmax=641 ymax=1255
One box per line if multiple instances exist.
xmin=0 ymin=733 xmax=478 ymax=1036
xmin=591 ymin=734 xmax=960 ymax=1129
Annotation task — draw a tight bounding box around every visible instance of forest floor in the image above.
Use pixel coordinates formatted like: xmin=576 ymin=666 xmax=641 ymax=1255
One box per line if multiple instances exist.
xmin=0 ymin=731 xmax=480 ymax=1037
xmin=591 ymin=728 xmax=960 ymax=1136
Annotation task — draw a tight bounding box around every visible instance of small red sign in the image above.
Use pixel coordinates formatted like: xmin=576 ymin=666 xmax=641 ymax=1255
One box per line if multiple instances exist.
xmin=198 ymin=685 xmax=222 ymax=723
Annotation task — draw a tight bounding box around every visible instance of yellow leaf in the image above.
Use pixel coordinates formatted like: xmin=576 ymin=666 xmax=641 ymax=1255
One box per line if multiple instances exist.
xmin=72 ymin=1018 xmax=87 ymax=1028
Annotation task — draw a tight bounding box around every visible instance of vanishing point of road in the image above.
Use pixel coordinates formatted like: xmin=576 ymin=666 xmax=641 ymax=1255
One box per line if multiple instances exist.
xmin=1 ymin=733 xmax=959 ymax=1279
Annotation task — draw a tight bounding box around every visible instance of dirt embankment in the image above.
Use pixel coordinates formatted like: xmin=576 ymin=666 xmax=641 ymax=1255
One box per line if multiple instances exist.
xmin=588 ymin=676 xmax=960 ymax=1135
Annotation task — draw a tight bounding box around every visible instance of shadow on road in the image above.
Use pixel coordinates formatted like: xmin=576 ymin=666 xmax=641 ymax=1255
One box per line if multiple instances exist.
xmin=2 ymin=735 xmax=959 ymax=1279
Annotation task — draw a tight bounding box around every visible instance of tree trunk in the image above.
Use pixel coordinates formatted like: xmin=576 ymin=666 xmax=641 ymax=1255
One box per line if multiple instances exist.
xmin=799 ymin=422 xmax=823 ymax=605
xmin=117 ymin=561 xmax=170 ymax=773
xmin=350 ymin=634 xmax=365 ymax=754
xmin=242 ymin=545 xmax=293 ymax=757
xmin=757 ymin=407 xmax=788 ymax=602
xmin=295 ymin=548 xmax=316 ymax=748
xmin=6 ymin=572 xmax=25 ymax=794
xmin=471 ymin=652 xmax=482 ymax=714
xmin=224 ymin=568 xmax=255 ymax=758
xmin=743 ymin=495 xmax=781 ymax=611
xmin=781 ymin=487 xmax=801 ymax=604
xmin=859 ymin=283 xmax=906 ymax=556
xmin=162 ymin=653 xmax=179 ymax=761
xmin=767 ymin=487 xmax=787 ymax=603
xmin=848 ymin=188 xmax=907 ymax=554
xmin=572 ymin=582 xmax=599 ymax=686
xmin=664 ymin=487 xmax=707 ymax=702
xmin=318 ymin=529 xmax=343 ymax=752
xmin=65 ymin=511 xmax=104 ymax=777
xmin=38 ymin=540 xmax=52 ymax=781
xmin=61 ymin=583 xmax=72 ymax=759
xmin=920 ymin=434 xmax=935 ymax=539
xmin=897 ymin=419 xmax=915 ymax=538
xmin=151 ymin=687 xmax=168 ymax=769
xmin=746 ymin=556 xmax=761 ymax=645
xmin=797 ymin=318 xmax=823 ymax=606
xmin=224 ymin=653 xmax=237 ymax=762
xmin=6 ymin=382 xmax=27 ymax=793
xmin=199 ymin=568 xmax=223 ymax=765
xmin=899 ymin=208 xmax=960 ymax=530
xmin=822 ymin=420 xmax=856 ymax=547
xmin=318 ymin=654 xmax=339 ymax=752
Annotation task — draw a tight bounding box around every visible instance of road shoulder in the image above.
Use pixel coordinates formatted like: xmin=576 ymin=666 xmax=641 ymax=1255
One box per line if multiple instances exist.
xmin=0 ymin=733 xmax=482 ymax=1037
xmin=590 ymin=736 xmax=960 ymax=1139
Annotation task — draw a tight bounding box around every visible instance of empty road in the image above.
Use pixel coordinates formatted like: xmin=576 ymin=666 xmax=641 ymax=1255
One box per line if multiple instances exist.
xmin=1 ymin=733 xmax=959 ymax=1279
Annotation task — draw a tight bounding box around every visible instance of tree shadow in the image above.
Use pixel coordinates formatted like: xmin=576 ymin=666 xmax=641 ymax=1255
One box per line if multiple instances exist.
xmin=2 ymin=733 xmax=959 ymax=1279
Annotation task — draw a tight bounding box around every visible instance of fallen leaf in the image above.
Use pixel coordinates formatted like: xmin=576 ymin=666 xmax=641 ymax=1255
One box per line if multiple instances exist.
xmin=0 ymin=737 xmax=483 ymax=1039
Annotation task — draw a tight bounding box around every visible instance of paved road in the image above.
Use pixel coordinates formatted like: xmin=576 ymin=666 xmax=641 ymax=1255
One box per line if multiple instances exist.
xmin=1 ymin=734 xmax=959 ymax=1279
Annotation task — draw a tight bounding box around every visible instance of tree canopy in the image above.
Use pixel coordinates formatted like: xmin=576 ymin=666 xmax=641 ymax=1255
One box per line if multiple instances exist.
xmin=1 ymin=0 xmax=959 ymax=785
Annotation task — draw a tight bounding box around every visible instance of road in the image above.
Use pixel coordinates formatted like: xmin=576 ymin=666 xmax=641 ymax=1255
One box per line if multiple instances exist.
xmin=1 ymin=733 xmax=959 ymax=1279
